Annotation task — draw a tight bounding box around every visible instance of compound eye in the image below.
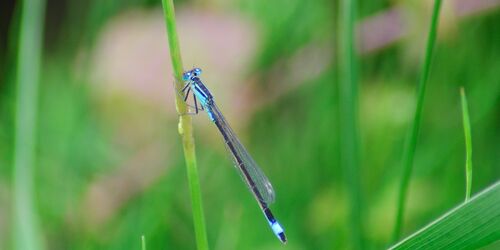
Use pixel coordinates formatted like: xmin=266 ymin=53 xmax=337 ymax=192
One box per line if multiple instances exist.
xmin=193 ymin=68 xmax=202 ymax=76
xmin=182 ymin=72 xmax=192 ymax=81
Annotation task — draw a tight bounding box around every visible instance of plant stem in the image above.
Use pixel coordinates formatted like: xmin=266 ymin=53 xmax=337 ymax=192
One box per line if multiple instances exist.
xmin=12 ymin=0 xmax=46 ymax=250
xmin=160 ymin=1 xmax=209 ymax=249
xmin=392 ymin=0 xmax=443 ymax=242
xmin=338 ymin=0 xmax=363 ymax=248
xmin=460 ymin=87 xmax=473 ymax=201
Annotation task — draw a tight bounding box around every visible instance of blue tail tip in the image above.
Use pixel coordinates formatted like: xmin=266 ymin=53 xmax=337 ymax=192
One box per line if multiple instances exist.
xmin=278 ymin=232 xmax=287 ymax=244
xmin=271 ymin=222 xmax=287 ymax=244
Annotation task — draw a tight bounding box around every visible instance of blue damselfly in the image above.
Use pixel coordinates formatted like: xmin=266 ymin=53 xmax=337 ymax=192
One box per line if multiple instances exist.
xmin=180 ymin=68 xmax=286 ymax=243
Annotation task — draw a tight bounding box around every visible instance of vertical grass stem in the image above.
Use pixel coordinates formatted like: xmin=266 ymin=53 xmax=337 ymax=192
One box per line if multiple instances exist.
xmin=160 ymin=1 xmax=209 ymax=249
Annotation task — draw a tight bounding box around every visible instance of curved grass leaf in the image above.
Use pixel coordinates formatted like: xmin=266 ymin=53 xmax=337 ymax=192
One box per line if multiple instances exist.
xmin=390 ymin=181 xmax=500 ymax=249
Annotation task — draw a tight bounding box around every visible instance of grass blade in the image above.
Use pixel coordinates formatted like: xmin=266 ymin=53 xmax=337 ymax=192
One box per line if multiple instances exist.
xmin=389 ymin=181 xmax=500 ymax=249
xmin=338 ymin=0 xmax=363 ymax=248
xmin=392 ymin=0 xmax=443 ymax=241
xmin=160 ymin=1 xmax=209 ymax=249
xmin=141 ymin=235 xmax=146 ymax=250
xmin=12 ymin=0 xmax=46 ymax=249
xmin=460 ymin=87 xmax=473 ymax=201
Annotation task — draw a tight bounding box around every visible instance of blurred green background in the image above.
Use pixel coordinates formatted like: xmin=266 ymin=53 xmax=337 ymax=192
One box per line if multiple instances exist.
xmin=1 ymin=0 xmax=499 ymax=249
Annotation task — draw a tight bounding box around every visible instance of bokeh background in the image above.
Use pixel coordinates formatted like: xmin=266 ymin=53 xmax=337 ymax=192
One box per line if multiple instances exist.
xmin=1 ymin=0 xmax=499 ymax=249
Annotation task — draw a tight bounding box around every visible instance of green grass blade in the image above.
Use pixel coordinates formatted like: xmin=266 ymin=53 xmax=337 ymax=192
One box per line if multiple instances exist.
xmin=141 ymin=235 xmax=146 ymax=250
xmin=392 ymin=0 xmax=443 ymax=241
xmin=12 ymin=0 xmax=46 ymax=249
xmin=390 ymin=181 xmax=500 ymax=249
xmin=338 ymin=0 xmax=363 ymax=248
xmin=160 ymin=1 xmax=209 ymax=249
xmin=460 ymin=87 xmax=473 ymax=201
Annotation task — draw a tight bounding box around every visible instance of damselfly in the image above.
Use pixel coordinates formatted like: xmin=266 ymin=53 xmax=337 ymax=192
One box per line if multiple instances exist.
xmin=180 ymin=67 xmax=287 ymax=243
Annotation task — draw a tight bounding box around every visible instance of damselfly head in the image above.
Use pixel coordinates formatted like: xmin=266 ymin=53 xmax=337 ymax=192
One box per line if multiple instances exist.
xmin=182 ymin=71 xmax=192 ymax=81
xmin=182 ymin=68 xmax=202 ymax=81
xmin=193 ymin=67 xmax=202 ymax=76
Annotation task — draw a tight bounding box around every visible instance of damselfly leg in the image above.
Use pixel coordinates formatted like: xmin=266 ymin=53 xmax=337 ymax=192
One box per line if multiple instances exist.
xmin=183 ymin=87 xmax=191 ymax=102
xmin=193 ymin=94 xmax=199 ymax=114
xmin=176 ymin=80 xmax=204 ymax=115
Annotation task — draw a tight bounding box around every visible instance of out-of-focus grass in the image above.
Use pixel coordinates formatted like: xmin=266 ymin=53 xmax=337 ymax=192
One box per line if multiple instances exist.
xmin=393 ymin=0 xmax=442 ymax=242
xmin=141 ymin=235 xmax=146 ymax=250
xmin=460 ymin=87 xmax=473 ymax=201
xmin=0 ymin=1 xmax=499 ymax=250
xmin=338 ymin=0 xmax=363 ymax=248
xmin=11 ymin=0 xmax=46 ymax=249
